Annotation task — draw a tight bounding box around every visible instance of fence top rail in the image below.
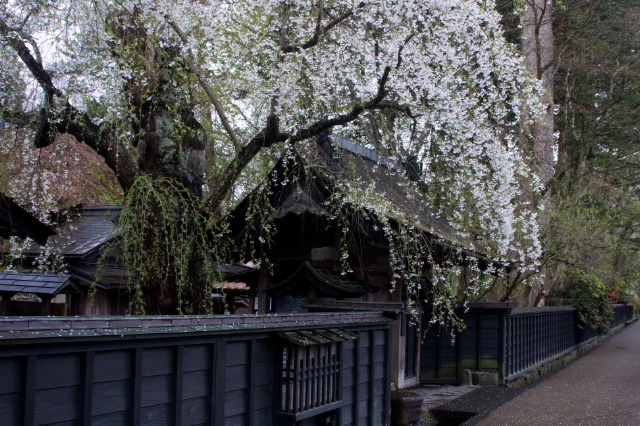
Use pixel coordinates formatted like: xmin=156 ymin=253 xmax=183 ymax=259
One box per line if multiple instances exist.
xmin=509 ymin=306 xmax=576 ymax=317
xmin=0 ymin=311 xmax=391 ymax=345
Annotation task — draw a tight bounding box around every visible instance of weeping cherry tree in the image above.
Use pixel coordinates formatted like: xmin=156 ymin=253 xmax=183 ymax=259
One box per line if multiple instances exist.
xmin=0 ymin=0 xmax=544 ymax=315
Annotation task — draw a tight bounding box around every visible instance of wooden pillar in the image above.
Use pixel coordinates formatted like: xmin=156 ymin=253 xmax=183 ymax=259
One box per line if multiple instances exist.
xmin=248 ymin=286 xmax=256 ymax=314
xmin=392 ymin=318 xmax=403 ymax=389
xmin=0 ymin=291 xmax=16 ymax=316
xmin=40 ymin=294 xmax=52 ymax=316
xmin=256 ymin=264 xmax=269 ymax=314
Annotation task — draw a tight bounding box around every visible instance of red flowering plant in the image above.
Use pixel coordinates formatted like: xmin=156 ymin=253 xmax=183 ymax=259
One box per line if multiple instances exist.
xmin=548 ymin=273 xmax=615 ymax=335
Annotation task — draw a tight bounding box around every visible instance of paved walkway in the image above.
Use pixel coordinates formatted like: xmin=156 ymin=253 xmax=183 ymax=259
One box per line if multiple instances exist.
xmin=471 ymin=321 xmax=640 ymax=426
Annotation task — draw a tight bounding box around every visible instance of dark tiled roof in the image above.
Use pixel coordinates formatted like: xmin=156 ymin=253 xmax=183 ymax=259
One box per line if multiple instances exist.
xmin=277 ymin=328 xmax=358 ymax=346
xmin=301 ymin=138 xmax=505 ymax=263
xmin=69 ymin=262 xmax=254 ymax=290
xmin=213 ymin=263 xmax=257 ymax=278
xmin=331 ymin=135 xmax=402 ymax=171
xmin=68 ymin=263 xmax=129 ymax=288
xmin=24 ymin=205 xmax=121 ymax=258
xmin=0 ymin=193 xmax=56 ymax=245
xmin=311 ymin=136 xmax=460 ymax=245
xmin=0 ymin=272 xmax=77 ymax=295
xmin=228 ymin=138 xmax=506 ymax=267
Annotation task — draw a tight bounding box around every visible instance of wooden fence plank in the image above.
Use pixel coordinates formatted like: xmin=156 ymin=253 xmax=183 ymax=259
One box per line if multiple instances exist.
xmin=132 ymin=348 xmax=142 ymax=426
xmin=247 ymin=340 xmax=255 ymax=426
xmin=23 ymin=355 xmax=36 ymax=426
xmin=83 ymin=351 xmax=94 ymax=425
xmin=173 ymin=345 xmax=184 ymax=426
xmin=213 ymin=342 xmax=226 ymax=426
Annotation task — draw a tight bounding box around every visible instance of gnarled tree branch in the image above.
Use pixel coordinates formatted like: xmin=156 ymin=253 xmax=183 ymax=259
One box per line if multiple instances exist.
xmin=0 ymin=17 xmax=137 ymax=190
xmin=280 ymin=2 xmax=364 ymax=53
xmin=0 ymin=17 xmax=60 ymax=105
xmin=206 ymin=66 xmax=392 ymax=212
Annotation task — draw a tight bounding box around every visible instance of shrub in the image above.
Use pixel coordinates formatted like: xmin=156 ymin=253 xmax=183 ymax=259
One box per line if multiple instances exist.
xmin=548 ymin=273 xmax=616 ymax=335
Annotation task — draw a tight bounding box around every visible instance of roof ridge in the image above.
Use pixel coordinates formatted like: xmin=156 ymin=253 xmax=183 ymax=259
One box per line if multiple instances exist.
xmin=81 ymin=205 xmax=123 ymax=211
xmin=329 ymin=135 xmax=403 ymax=172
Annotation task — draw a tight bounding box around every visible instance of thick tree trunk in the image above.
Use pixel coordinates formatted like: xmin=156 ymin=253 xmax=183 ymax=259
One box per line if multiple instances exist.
xmin=109 ymin=12 xmax=206 ymax=197
xmin=523 ymin=0 xmax=555 ymax=184
xmin=523 ymin=0 xmax=555 ymax=306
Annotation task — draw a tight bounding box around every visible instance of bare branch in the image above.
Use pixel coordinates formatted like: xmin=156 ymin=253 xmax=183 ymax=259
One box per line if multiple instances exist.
xmin=289 ymin=66 xmax=391 ymax=143
xmin=370 ymin=100 xmax=420 ymax=145
xmin=370 ymin=100 xmax=417 ymax=117
xmin=17 ymin=29 xmax=42 ymax=64
xmin=396 ymin=33 xmax=415 ymax=69
xmin=278 ymin=3 xmax=290 ymax=50
xmin=280 ymin=2 xmax=364 ymax=53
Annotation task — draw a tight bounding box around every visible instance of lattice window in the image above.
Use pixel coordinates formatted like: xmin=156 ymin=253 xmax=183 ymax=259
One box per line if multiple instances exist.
xmin=278 ymin=328 xmax=357 ymax=417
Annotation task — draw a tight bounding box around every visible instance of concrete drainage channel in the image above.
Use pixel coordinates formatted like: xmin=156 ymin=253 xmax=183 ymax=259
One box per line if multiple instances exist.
xmin=429 ymin=386 xmax=524 ymax=426
xmin=391 ymin=385 xmax=477 ymax=426
xmin=390 ymin=383 xmax=527 ymax=426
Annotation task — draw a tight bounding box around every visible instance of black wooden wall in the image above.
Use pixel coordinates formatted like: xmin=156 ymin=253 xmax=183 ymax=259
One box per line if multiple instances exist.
xmin=420 ymin=305 xmax=509 ymax=384
xmin=419 ymin=304 xmax=632 ymax=385
xmin=339 ymin=328 xmax=389 ymax=426
xmin=0 ymin=319 xmax=390 ymax=426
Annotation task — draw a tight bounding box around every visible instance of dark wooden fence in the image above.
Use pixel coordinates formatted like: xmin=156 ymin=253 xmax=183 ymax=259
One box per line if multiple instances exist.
xmin=506 ymin=303 xmax=634 ymax=380
xmin=505 ymin=306 xmax=577 ymax=380
xmin=0 ymin=312 xmax=392 ymax=426
xmin=421 ymin=302 xmax=635 ymax=384
xmin=611 ymin=303 xmax=634 ymax=328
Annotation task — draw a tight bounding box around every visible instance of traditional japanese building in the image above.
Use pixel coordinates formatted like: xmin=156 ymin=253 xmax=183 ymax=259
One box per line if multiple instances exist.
xmin=226 ymin=136 xmax=506 ymax=388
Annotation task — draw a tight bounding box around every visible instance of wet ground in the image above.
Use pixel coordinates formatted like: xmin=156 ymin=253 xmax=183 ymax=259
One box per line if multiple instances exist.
xmin=402 ymin=320 xmax=640 ymax=426
xmin=395 ymin=320 xmax=640 ymax=426
xmin=472 ymin=321 xmax=640 ymax=425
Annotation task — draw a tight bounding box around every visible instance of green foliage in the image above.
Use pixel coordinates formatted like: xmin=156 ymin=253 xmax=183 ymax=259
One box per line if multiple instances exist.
xmin=93 ymin=176 xmax=229 ymax=314
xmin=526 ymin=0 xmax=640 ymax=306
xmin=548 ymin=272 xmax=616 ymax=334
xmin=494 ymin=0 xmax=640 ymax=305
xmin=541 ymin=173 xmax=640 ymax=310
